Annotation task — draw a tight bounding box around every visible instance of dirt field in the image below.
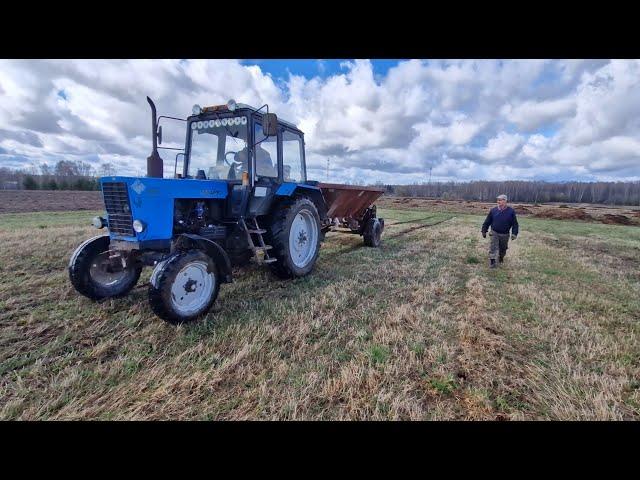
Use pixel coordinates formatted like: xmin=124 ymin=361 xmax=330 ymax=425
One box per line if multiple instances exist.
xmin=1 ymin=206 xmax=638 ymax=420
xmin=0 ymin=190 xmax=104 ymax=214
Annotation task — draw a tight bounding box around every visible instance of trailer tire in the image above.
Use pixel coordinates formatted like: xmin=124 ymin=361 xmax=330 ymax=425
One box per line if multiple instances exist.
xmin=69 ymin=235 xmax=142 ymax=300
xmin=266 ymin=196 xmax=322 ymax=279
xmin=148 ymin=250 xmax=220 ymax=325
xmin=363 ymin=218 xmax=383 ymax=247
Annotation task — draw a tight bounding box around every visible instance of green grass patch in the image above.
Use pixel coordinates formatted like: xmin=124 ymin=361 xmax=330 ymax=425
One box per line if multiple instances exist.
xmin=428 ymin=376 xmax=457 ymax=395
xmin=0 ymin=210 xmax=103 ymax=231
xmin=367 ymin=345 xmax=390 ymax=365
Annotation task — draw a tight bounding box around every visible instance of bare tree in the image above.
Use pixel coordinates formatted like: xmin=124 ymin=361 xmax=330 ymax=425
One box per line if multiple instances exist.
xmin=389 ymin=180 xmax=640 ymax=206
xmin=100 ymin=162 xmax=116 ymax=176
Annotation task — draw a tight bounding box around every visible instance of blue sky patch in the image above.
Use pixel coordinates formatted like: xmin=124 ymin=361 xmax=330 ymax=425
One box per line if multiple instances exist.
xmin=243 ymin=59 xmax=400 ymax=81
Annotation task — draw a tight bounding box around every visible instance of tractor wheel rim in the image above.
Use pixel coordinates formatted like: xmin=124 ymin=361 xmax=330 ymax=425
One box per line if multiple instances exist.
xmin=170 ymin=261 xmax=215 ymax=316
xmin=289 ymin=209 xmax=318 ymax=268
xmin=89 ymin=251 xmax=129 ymax=287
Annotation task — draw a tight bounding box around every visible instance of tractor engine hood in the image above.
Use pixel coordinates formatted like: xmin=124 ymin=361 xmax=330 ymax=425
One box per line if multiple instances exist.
xmin=99 ymin=176 xmax=228 ymax=242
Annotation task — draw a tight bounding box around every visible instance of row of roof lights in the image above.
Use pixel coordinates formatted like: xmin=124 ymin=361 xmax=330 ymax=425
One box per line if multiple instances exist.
xmin=191 ymin=117 xmax=248 ymax=130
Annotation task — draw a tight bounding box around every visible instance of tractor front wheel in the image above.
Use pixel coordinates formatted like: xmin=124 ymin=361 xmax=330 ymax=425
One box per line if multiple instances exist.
xmin=148 ymin=250 xmax=220 ymax=324
xmin=68 ymin=235 xmax=142 ymax=300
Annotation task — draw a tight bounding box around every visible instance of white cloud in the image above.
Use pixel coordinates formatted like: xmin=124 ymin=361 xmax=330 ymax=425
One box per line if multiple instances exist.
xmin=560 ymin=60 xmax=640 ymax=147
xmin=482 ymin=132 xmax=525 ymax=161
xmin=0 ymin=59 xmax=639 ymax=184
xmin=502 ymin=97 xmax=576 ymax=131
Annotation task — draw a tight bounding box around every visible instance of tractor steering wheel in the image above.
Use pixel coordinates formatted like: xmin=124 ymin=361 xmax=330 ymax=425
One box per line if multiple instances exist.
xmin=224 ymin=151 xmax=239 ymax=166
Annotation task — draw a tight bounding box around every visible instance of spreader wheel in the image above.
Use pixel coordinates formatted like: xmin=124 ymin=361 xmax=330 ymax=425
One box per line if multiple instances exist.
xmin=363 ymin=218 xmax=383 ymax=247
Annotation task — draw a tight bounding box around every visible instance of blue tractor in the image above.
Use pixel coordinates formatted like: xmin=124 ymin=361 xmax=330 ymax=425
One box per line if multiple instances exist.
xmin=69 ymin=98 xmax=385 ymax=324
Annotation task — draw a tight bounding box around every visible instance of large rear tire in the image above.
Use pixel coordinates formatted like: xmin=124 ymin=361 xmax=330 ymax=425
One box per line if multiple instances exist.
xmin=68 ymin=235 xmax=142 ymax=300
xmin=266 ymin=196 xmax=322 ymax=279
xmin=148 ymin=250 xmax=220 ymax=324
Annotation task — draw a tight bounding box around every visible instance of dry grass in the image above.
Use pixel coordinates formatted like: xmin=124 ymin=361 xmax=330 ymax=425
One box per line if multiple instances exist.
xmin=0 ymin=208 xmax=638 ymax=420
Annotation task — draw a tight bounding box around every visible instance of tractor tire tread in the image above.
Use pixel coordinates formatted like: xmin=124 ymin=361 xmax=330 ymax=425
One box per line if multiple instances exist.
xmin=363 ymin=218 xmax=382 ymax=248
xmin=69 ymin=235 xmax=141 ymax=300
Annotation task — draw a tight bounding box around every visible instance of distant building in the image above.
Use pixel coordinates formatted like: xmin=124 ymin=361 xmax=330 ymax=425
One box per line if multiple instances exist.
xmin=1 ymin=181 xmax=19 ymax=190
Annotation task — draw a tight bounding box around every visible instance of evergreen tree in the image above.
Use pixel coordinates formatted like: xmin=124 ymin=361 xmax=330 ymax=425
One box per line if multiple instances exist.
xmin=23 ymin=175 xmax=39 ymax=190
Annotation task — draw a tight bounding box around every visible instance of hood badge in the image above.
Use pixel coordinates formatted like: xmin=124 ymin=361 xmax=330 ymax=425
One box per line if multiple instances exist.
xmin=131 ymin=179 xmax=146 ymax=195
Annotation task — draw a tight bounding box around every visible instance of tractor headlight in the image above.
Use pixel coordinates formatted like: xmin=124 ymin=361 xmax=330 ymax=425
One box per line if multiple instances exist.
xmin=132 ymin=219 xmax=145 ymax=233
xmin=92 ymin=216 xmax=106 ymax=229
xmin=240 ymin=116 xmax=247 ymax=125
xmin=227 ymin=99 xmax=237 ymax=112
xmin=192 ymin=104 xmax=202 ymax=115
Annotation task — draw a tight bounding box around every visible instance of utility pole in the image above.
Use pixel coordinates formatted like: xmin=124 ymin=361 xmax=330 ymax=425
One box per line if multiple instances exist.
xmin=326 ymin=158 xmax=330 ymax=182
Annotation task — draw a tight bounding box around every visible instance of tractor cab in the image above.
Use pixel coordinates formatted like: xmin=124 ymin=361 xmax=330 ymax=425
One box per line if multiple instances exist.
xmin=176 ymin=100 xmax=310 ymax=220
xmin=181 ymin=101 xmax=306 ymax=189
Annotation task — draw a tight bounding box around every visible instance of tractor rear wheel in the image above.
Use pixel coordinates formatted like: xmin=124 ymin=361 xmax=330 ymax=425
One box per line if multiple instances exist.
xmin=148 ymin=250 xmax=220 ymax=324
xmin=363 ymin=218 xmax=383 ymax=247
xmin=266 ymin=196 xmax=321 ymax=279
xmin=68 ymin=235 xmax=142 ymax=300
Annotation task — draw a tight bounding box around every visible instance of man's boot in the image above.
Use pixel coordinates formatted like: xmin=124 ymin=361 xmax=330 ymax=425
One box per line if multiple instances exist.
xmin=499 ymin=254 xmax=504 ymax=263
xmin=490 ymin=258 xmax=497 ymax=268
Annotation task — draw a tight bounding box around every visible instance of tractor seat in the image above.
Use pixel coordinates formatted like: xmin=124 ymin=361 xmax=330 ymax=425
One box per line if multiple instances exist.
xmin=207 ymin=165 xmax=233 ymax=180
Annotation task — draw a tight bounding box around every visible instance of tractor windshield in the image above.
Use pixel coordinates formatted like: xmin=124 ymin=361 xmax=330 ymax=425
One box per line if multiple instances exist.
xmin=188 ymin=115 xmax=249 ymax=180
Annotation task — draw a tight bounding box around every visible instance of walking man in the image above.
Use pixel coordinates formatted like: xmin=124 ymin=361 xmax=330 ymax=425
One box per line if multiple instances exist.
xmin=481 ymin=194 xmax=519 ymax=268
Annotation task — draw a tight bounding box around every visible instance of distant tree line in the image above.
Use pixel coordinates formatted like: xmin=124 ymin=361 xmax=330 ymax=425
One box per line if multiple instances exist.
xmin=0 ymin=161 xmax=116 ymax=191
xmin=376 ymin=180 xmax=640 ymax=206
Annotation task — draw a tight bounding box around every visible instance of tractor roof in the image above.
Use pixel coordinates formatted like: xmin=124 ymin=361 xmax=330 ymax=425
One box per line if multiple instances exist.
xmin=197 ymin=102 xmax=301 ymax=133
xmin=235 ymin=103 xmax=300 ymax=132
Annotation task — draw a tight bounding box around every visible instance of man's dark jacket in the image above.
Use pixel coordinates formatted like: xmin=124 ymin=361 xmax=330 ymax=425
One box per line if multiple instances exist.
xmin=482 ymin=206 xmax=519 ymax=236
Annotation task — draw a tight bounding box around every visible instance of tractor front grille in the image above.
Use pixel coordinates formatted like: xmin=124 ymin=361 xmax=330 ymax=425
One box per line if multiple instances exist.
xmin=102 ymin=182 xmax=134 ymax=236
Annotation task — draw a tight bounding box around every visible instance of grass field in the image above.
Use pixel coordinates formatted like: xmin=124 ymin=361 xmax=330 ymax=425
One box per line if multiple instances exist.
xmin=1 ymin=207 xmax=639 ymax=420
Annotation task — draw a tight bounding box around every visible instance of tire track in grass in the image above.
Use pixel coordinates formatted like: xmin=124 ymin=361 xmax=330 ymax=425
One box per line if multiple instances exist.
xmin=386 ymin=217 xmax=455 ymax=240
xmin=384 ymin=214 xmax=440 ymax=227
xmin=322 ymin=216 xmax=456 ymax=260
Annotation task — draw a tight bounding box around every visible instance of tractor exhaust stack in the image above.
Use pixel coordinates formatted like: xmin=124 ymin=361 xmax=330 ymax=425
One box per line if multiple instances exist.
xmin=146 ymin=96 xmax=164 ymax=178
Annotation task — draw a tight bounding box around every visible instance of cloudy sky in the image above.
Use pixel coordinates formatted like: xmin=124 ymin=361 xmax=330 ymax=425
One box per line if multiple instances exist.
xmin=1 ymin=59 xmax=639 ymax=184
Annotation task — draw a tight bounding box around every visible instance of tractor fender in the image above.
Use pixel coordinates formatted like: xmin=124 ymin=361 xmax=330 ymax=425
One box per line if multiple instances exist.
xmin=172 ymin=234 xmax=233 ymax=283
xmin=275 ymin=184 xmax=328 ymax=222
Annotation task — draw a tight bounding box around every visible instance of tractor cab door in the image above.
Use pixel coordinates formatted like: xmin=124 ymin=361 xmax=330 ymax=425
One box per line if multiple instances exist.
xmin=248 ymin=119 xmax=280 ymax=217
xmin=281 ymin=128 xmax=306 ymax=184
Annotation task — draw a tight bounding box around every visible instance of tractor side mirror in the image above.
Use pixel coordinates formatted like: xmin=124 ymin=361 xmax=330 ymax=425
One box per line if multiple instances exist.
xmin=157 ymin=125 xmax=163 ymax=145
xmin=262 ymin=113 xmax=278 ymax=137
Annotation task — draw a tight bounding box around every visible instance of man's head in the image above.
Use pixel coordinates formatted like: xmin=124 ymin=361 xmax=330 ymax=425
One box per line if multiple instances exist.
xmin=496 ymin=194 xmax=508 ymax=208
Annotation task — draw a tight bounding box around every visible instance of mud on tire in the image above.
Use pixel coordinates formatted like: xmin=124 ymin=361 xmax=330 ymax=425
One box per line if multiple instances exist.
xmin=265 ymin=196 xmax=322 ymax=279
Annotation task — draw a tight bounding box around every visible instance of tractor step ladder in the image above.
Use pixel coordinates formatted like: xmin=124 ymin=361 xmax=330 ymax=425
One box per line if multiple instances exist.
xmin=241 ymin=217 xmax=277 ymax=264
